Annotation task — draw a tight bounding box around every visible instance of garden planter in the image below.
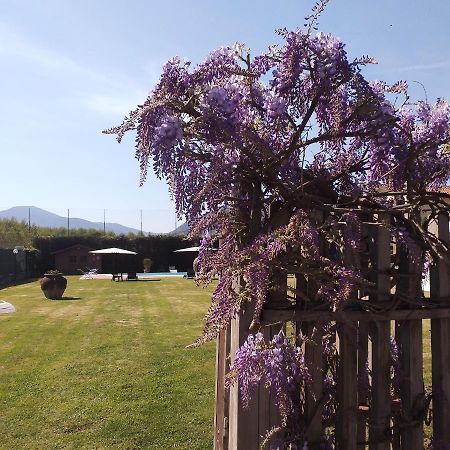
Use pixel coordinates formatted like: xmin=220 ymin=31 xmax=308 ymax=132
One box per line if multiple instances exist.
xmin=40 ymin=271 xmax=67 ymax=300
xmin=143 ymin=258 xmax=152 ymax=273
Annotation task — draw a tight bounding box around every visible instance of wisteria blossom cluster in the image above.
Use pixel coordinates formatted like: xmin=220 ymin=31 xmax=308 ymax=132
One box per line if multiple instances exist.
xmin=226 ymin=331 xmax=310 ymax=424
xmin=225 ymin=331 xmax=333 ymax=449
xmin=106 ymin=6 xmax=450 ymax=447
xmin=193 ymin=210 xmax=325 ymax=342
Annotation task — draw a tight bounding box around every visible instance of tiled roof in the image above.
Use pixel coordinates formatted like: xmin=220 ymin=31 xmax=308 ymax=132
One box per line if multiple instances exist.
xmin=439 ymin=186 xmax=450 ymax=195
xmin=50 ymin=244 xmax=92 ymax=255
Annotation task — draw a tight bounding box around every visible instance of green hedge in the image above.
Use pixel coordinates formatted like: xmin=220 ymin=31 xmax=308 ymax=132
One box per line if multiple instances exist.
xmin=33 ymin=235 xmax=199 ymax=274
xmin=0 ymin=248 xmax=39 ymax=285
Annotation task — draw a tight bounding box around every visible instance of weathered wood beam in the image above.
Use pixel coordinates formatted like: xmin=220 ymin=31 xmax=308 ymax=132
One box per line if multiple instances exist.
xmin=430 ymin=212 xmax=450 ymax=446
xmin=396 ymin=222 xmax=424 ymax=448
xmin=368 ymin=215 xmax=391 ymax=450
xmin=261 ymin=307 xmax=450 ymax=323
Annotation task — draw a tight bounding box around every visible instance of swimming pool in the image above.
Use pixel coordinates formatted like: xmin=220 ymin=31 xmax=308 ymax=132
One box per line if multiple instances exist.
xmin=137 ymin=272 xmax=187 ymax=278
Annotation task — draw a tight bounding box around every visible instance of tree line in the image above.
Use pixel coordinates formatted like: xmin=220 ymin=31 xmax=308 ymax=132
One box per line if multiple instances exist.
xmin=0 ymin=218 xmax=131 ymax=249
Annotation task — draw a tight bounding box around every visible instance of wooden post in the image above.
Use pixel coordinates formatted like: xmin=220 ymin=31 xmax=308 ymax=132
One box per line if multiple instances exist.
xmin=294 ymin=267 xmax=324 ymax=449
xmin=228 ymin=302 xmax=261 ymax=450
xmin=336 ymin=323 xmax=358 ymax=450
xmin=429 ymin=212 xmax=450 ymax=446
xmin=336 ymin=227 xmax=362 ymax=450
xmin=396 ymin=234 xmax=424 ymax=448
xmin=214 ymin=326 xmax=231 ymax=450
xmin=259 ymin=323 xmax=284 ymax=447
xmin=369 ymin=321 xmax=391 ymax=449
xmin=356 ymin=221 xmax=370 ymax=449
xmin=304 ymin=322 xmax=324 ymax=448
xmin=358 ymin=220 xmax=371 ymax=449
xmin=368 ymin=218 xmax=391 ymax=450
xmin=228 ymin=270 xmax=286 ymax=450
xmin=228 ymin=181 xmax=264 ymax=450
xmin=259 ymin=269 xmax=287 ymax=447
xmin=357 ymin=322 xmax=369 ymax=449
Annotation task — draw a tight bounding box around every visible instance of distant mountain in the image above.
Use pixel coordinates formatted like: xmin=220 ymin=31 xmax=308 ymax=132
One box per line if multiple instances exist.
xmin=0 ymin=206 xmax=144 ymax=235
xmin=168 ymin=222 xmax=189 ymax=235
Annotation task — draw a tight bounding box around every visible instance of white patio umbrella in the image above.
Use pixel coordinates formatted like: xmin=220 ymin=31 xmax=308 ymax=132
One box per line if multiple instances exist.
xmin=173 ymin=246 xmax=201 ymax=253
xmin=173 ymin=246 xmax=217 ymax=252
xmin=89 ymin=248 xmax=137 ymax=255
xmin=173 ymin=246 xmax=217 ymax=274
xmin=89 ymin=248 xmax=137 ymax=274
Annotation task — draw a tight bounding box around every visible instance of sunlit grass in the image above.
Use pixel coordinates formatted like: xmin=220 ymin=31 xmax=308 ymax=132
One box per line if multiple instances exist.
xmin=0 ymin=277 xmax=216 ymax=450
xmin=0 ymin=277 xmax=436 ymax=448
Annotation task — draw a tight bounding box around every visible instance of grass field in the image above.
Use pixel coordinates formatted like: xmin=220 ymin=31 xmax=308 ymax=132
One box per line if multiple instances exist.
xmin=0 ymin=277 xmax=216 ymax=450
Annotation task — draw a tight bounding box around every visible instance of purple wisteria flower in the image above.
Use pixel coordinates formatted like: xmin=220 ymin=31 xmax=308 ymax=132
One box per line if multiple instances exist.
xmin=264 ymin=96 xmax=287 ymax=119
xmin=206 ymin=87 xmax=237 ymax=115
xmin=226 ymin=331 xmax=310 ymax=425
xmin=155 ymin=116 xmax=183 ymax=148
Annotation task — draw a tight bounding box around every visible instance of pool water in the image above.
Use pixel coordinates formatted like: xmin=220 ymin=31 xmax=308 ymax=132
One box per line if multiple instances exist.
xmin=137 ymin=272 xmax=187 ymax=277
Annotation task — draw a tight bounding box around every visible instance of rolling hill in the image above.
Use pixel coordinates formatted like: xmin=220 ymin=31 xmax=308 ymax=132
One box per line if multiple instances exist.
xmin=168 ymin=222 xmax=189 ymax=235
xmin=0 ymin=206 xmax=143 ymax=235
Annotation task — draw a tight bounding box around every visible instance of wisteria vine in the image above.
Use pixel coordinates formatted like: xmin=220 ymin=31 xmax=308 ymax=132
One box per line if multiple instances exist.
xmin=105 ymin=4 xmax=450 ymax=448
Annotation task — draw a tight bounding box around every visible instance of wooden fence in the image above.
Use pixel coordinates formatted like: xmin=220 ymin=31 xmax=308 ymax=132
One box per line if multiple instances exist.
xmin=214 ymin=212 xmax=450 ymax=450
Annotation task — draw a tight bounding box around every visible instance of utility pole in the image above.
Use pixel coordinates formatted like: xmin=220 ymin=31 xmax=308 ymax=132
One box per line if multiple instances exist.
xmin=28 ymin=207 xmax=31 ymax=232
xmin=140 ymin=209 xmax=143 ymax=236
xmin=103 ymin=209 xmax=106 ymax=234
xmin=67 ymin=208 xmax=70 ymax=236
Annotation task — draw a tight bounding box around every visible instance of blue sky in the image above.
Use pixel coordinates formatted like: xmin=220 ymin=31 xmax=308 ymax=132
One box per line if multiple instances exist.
xmin=1 ymin=0 xmax=449 ymax=232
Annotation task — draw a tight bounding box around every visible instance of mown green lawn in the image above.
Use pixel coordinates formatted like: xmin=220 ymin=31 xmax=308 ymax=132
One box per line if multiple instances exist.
xmin=0 ymin=277 xmax=435 ymax=449
xmin=0 ymin=277 xmax=216 ymax=450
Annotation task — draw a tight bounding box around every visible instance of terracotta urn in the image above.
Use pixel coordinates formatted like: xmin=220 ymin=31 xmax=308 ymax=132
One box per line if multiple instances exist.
xmin=40 ymin=271 xmax=67 ymax=300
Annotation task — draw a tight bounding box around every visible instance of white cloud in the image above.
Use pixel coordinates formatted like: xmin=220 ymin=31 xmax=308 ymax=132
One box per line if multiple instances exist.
xmin=0 ymin=22 xmax=94 ymax=76
xmin=83 ymin=91 xmax=149 ymax=118
xmin=0 ymin=22 xmax=156 ymax=117
xmin=394 ymin=60 xmax=450 ymax=72
xmin=144 ymin=59 xmax=166 ymax=85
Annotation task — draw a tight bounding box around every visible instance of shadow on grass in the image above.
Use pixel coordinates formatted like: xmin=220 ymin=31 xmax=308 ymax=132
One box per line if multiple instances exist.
xmin=126 ymin=279 xmax=162 ymax=282
xmin=57 ymin=296 xmax=82 ymax=301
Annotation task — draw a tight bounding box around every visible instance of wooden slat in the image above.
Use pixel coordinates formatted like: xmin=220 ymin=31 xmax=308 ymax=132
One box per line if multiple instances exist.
xmin=304 ymin=322 xmax=324 ymax=447
xmin=357 ymin=322 xmax=369 ymax=449
xmin=396 ymin=319 xmax=423 ymax=447
xmin=259 ymin=323 xmax=284 ymax=447
xmin=261 ymin=306 xmax=450 ymax=323
xmin=368 ymin=218 xmax=391 ymax=450
xmin=430 ymin=212 xmax=450 ymax=445
xmin=258 ymin=270 xmax=287 ymax=446
xmin=214 ymin=326 xmax=231 ymax=450
xmin=396 ymin=240 xmax=424 ymax=448
xmin=336 ymin=323 xmax=358 ymax=450
xmin=369 ymin=321 xmax=391 ymax=449
xmin=228 ymin=269 xmax=287 ymax=449
xmin=358 ymin=221 xmax=370 ymax=449
xmin=228 ymin=290 xmax=260 ymax=449
xmin=295 ymin=270 xmax=324 ymax=448
xmin=336 ymin=233 xmax=362 ymax=450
